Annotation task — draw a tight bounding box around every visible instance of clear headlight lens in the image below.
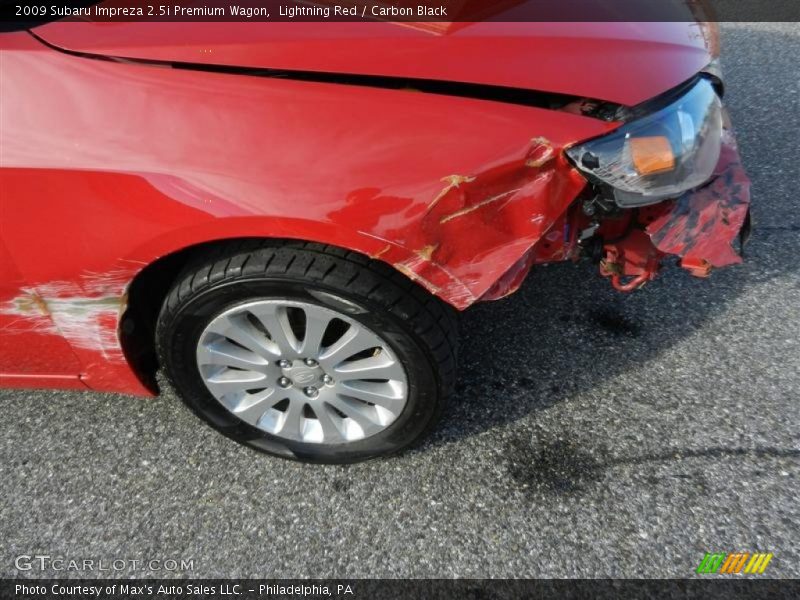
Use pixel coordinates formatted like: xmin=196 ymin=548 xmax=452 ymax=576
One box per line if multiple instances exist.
xmin=567 ymin=78 xmax=723 ymax=207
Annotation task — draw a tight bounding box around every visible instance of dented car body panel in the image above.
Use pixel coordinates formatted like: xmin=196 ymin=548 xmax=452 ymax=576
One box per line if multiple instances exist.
xmin=0 ymin=21 xmax=749 ymax=396
xmin=596 ymin=131 xmax=751 ymax=291
xmin=646 ymin=131 xmax=751 ymax=271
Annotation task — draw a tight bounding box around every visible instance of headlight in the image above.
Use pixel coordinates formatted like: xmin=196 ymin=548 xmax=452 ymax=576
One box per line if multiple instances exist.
xmin=567 ymin=78 xmax=723 ymax=207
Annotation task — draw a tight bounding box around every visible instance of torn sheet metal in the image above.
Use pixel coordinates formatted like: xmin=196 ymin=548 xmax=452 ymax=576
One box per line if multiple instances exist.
xmin=594 ymin=126 xmax=751 ymax=291
xmin=383 ymin=137 xmax=587 ymax=309
xmin=645 ymin=130 xmax=751 ymax=273
xmin=600 ymin=229 xmax=665 ymax=291
xmin=480 ymin=209 xmax=582 ymax=301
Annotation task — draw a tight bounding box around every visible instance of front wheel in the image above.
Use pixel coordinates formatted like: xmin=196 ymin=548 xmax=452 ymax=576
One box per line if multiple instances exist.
xmin=156 ymin=242 xmax=458 ymax=463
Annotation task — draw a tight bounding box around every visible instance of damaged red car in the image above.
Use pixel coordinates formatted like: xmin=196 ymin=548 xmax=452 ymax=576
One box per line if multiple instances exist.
xmin=0 ymin=19 xmax=750 ymax=462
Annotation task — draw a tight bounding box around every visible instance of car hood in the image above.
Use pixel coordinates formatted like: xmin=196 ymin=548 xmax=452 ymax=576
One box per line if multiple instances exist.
xmin=33 ymin=19 xmax=714 ymax=106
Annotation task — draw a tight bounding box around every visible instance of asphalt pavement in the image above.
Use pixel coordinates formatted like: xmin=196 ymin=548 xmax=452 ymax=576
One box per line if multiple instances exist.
xmin=1 ymin=23 xmax=798 ymax=579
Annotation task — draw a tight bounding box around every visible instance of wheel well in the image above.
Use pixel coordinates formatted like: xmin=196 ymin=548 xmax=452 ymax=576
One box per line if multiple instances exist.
xmin=120 ymin=238 xmax=410 ymax=390
xmin=121 ymin=238 xmax=271 ymax=390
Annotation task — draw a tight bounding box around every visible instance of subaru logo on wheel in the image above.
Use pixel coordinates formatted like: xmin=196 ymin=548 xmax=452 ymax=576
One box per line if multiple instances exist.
xmin=293 ymin=370 xmax=317 ymax=385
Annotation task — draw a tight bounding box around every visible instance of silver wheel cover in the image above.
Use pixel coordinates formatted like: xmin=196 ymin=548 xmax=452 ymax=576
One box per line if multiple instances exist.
xmin=196 ymin=300 xmax=409 ymax=444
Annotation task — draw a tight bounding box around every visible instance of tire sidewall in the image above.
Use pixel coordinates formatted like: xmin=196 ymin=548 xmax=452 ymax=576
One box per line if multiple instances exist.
xmin=160 ymin=277 xmax=441 ymax=463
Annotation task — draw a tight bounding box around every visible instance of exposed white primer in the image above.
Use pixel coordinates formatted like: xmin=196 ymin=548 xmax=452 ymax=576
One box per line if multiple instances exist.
xmin=0 ymin=271 xmax=132 ymax=360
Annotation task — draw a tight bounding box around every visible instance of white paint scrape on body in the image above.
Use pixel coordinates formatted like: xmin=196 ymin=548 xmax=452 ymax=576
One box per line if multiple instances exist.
xmin=0 ymin=271 xmax=132 ymax=359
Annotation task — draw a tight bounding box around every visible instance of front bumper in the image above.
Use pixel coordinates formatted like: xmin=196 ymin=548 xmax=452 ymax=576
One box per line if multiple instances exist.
xmin=597 ymin=121 xmax=751 ymax=290
xmin=646 ymin=129 xmax=751 ymax=272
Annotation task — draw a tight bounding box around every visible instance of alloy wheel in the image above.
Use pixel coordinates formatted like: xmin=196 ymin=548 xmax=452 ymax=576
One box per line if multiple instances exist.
xmin=196 ymin=300 xmax=408 ymax=444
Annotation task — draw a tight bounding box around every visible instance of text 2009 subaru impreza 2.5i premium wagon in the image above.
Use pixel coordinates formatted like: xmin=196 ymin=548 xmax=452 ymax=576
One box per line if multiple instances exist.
xmin=0 ymin=17 xmax=751 ymax=463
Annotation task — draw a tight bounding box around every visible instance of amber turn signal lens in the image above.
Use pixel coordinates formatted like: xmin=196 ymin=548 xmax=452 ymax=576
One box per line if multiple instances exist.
xmin=629 ymin=136 xmax=676 ymax=175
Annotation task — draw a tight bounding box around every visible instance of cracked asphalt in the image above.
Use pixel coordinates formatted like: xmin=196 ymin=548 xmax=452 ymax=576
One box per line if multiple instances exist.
xmin=1 ymin=23 xmax=798 ymax=579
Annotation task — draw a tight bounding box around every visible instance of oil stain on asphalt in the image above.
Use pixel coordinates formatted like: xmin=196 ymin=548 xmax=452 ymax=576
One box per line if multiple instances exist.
xmin=505 ymin=430 xmax=800 ymax=500
xmin=588 ymin=308 xmax=642 ymax=337
xmin=505 ymin=432 xmax=606 ymax=497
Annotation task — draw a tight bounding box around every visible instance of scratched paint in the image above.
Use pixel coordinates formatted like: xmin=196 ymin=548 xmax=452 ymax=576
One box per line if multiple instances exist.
xmin=382 ymin=136 xmax=587 ymax=309
xmin=0 ymin=272 xmax=130 ymax=360
xmin=525 ymin=136 xmax=555 ymax=168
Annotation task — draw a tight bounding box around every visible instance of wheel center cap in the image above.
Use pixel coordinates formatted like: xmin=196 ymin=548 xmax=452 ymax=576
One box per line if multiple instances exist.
xmin=289 ymin=366 xmax=320 ymax=386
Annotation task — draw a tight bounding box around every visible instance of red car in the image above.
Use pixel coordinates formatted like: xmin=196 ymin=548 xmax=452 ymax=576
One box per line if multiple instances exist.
xmin=0 ymin=17 xmax=750 ymax=462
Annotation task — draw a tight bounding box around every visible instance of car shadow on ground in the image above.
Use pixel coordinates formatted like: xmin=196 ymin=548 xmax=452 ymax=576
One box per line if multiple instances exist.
xmin=410 ymin=224 xmax=797 ymax=458
xmin=398 ymin=217 xmax=800 ymax=503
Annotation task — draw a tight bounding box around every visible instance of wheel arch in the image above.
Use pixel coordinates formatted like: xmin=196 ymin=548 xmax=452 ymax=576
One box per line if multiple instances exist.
xmin=120 ymin=232 xmax=456 ymax=393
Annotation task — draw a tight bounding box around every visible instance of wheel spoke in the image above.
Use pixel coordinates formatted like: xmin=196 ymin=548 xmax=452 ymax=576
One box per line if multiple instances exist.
xmin=319 ymin=325 xmax=380 ymax=367
xmin=299 ymin=310 xmax=332 ymax=357
xmin=277 ymin=398 xmax=305 ymax=438
xmin=251 ymin=305 xmax=301 ymax=357
xmin=337 ymin=380 xmax=405 ymax=412
xmin=215 ymin=314 xmax=280 ymax=359
xmin=231 ymin=388 xmax=276 ymax=424
xmin=204 ymin=370 xmax=269 ymax=397
xmin=313 ymin=404 xmax=345 ymax=441
xmin=326 ymin=395 xmax=380 ymax=431
xmin=197 ymin=339 xmax=268 ymax=371
xmin=334 ymin=354 xmax=405 ymax=381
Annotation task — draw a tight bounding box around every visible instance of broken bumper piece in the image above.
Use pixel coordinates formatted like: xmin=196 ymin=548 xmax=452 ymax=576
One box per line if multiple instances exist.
xmin=599 ymin=130 xmax=751 ymax=290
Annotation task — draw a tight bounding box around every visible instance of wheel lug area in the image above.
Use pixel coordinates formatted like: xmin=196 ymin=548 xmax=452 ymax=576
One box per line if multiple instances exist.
xmin=277 ymin=358 xmax=330 ymax=393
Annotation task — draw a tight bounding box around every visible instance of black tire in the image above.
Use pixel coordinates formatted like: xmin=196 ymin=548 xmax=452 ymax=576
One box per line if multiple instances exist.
xmin=156 ymin=240 xmax=458 ymax=463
